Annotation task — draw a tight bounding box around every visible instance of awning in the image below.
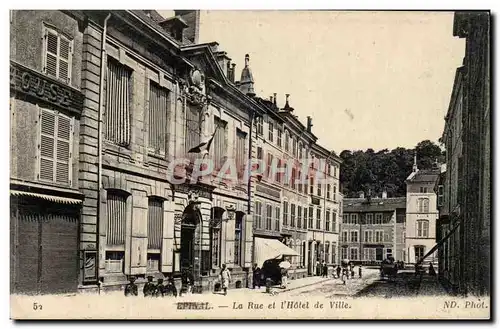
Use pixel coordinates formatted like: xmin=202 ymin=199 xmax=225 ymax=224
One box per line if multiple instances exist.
xmin=416 ymin=220 xmax=461 ymax=266
xmin=254 ymin=237 xmax=300 ymax=267
xmin=10 ymin=190 xmax=83 ymax=205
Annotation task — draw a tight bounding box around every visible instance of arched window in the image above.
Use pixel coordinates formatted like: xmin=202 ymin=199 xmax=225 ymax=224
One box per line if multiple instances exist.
xmin=418 ymin=198 xmax=430 ymax=213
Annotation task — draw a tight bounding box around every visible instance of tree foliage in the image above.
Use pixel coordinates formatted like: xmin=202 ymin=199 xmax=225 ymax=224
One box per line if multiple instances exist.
xmin=339 ymin=140 xmax=444 ymax=198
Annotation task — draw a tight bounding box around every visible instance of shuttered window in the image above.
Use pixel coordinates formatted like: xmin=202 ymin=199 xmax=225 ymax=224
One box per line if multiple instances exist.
xmin=275 ymin=207 xmax=280 ymax=231
xmin=106 ymin=192 xmax=127 ymax=246
xmin=210 ymin=211 xmax=222 ymax=267
xmin=105 ymin=59 xmax=131 ymax=146
xmin=213 ymin=116 xmax=227 ymax=170
xmin=235 ymin=129 xmax=247 ymax=177
xmin=234 ymin=213 xmax=243 ymax=266
xmin=147 ymin=198 xmax=164 ymax=250
xmin=283 ymin=201 xmax=289 ymax=226
xmin=265 ymin=204 xmax=272 ymax=230
xmin=297 ymin=206 xmax=302 ymax=229
xmin=43 ymin=26 xmax=72 ymax=83
xmin=254 ymin=201 xmax=262 ymax=229
xmin=148 ymin=82 xmax=169 ymax=155
xmin=290 ymin=204 xmax=296 ymax=227
xmin=38 ymin=108 xmax=73 ymax=185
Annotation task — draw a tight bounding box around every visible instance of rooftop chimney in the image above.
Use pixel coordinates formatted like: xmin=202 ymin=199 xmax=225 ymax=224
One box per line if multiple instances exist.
xmin=307 ymin=116 xmax=313 ymax=132
xmin=174 ymin=10 xmax=200 ymax=43
xmin=238 ymin=54 xmax=255 ymax=97
xmin=273 ymin=93 xmax=277 ymax=108
xmin=413 ymin=150 xmax=419 ymax=172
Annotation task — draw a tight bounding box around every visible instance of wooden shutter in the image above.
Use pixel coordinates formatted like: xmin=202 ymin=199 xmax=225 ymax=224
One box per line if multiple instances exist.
xmin=58 ymin=36 xmax=71 ymax=83
xmin=55 ymin=114 xmax=72 ymax=184
xmin=44 ymin=30 xmax=58 ymax=78
xmin=39 ymin=109 xmax=56 ymax=181
xmin=147 ymin=198 xmax=164 ymax=249
xmin=107 ymin=193 xmax=127 ymax=246
xmin=148 ymin=82 xmax=168 ymax=154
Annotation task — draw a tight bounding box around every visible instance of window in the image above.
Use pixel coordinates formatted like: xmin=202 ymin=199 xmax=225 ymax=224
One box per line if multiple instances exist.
xmin=350 ymin=231 xmax=358 ymax=242
xmin=364 ymin=248 xmax=376 ymax=261
xmin=256 ymin=116 xmax=263 ymax=136
xmin=332 ymin=242 xmax=337 ymax=264
xmin=283 ymin=201 xmax=289 ymax=226
xmin=275 ymin=207 xmax=280 ymax=231
xmin=317 ymin=182 xmax=322 ymax=197
xmin=375 ymin=230 xmax=384 ymax=243
xmin=415 ymin=246 xmax=425 ymax=261
xmin=257 ymin=147 xmax=263 ymax=161
xmin=420 ymin=186 xmax=428 ymax=193
xmin=266 ymin=204 xmax=272 ymax=230
xmin=438 ymin=185 xmax=444 ymax=207
xmin=341 ymin=246 xmax=348 ymax=260
xmin=292 ymin=137 xmax=297 ymax=157
xmin=334 ymin=166 xmax=337 ymax=178
xmin=290 ymin=204 xmax=296 ymax=227
xmin=213 ymin=117 xmax=228 ymax=170
xmin=266 ymin=153 xmax=273 ymax=179
xmin=418 ymin=198 xmax=430 ymax=213
xmin=325 ymin=242 xmax=330 ymax=265
xmin=417 ymin=220 xmax=429 ymax=238
xmin=291 ymin=167 xmax=297 ymax=190
xmin=285 ymin=131 xmax=289 ymax=152
xmin=349 ymin=247 xmax=359 ymax=260
xmin=342 ymin=231 xmax=348 ymax=242
xmin=364 ymin=230 xmax=373 ymax=243
xmin=275 ymin=159 xmax=282 ymax=184
xmin=297 ymin=206 xmax=302 ymax=229
xmin=333 ymin=185 xmax=337 ymax=201
xmin=326 ymin=184 xmax=331 ymax=199
xmin=106 ymin=191 xmax=127 ymax=247
xmin=234 ymin=214 xmax=243 ymax=266
xmin=299 ymin=143 xmax=303 ymax=159
xmin=386 ymin=248 xmax=393 ymax=259
xmin=309 ymin=176 xmax=314 ymax=194
xmin=366 ymin=213 xmax=373 ymax=224
xmin=254 ymin=201 xmax=262 ymax=229
xmin=268 ymin=121 xmax=274 ymax=142
xmin=210 ymin=209 xmax=223 ymax=267
xmin=43 ymin=26 xmax=72 ymax=83
xmin=235 ymin=130 xmax=247 ymax=177
xmin=308 ymin=206 xmax=314 ymax=229
xmin=105 ymin=58 xmax=131 ymax=146
xmin=375 ymin=213 xmax=383 ymax=224
xmin=332 ymin=212 xmax=337 ymax=232
xmin=277 ymin=128 xmax=282 ymax=147
xmin=325 ymin=210 xmax=331 ymax=231
xmin=147 ymin=198 xmax=164 ymax=250
xmin=350 ymin=213 xmax=358 ymax=225
xmin=38 ymin=108 xmax=73 ymax=185
xmin=327 ymin=164 xmax=331 ymax=176
xmin=297 ymin=170 xmax=303 ymax=193
xmin=316 ymin=207 xmax=321 ymax=230
xmin=148 ymin=82 xmax=169 ymax=155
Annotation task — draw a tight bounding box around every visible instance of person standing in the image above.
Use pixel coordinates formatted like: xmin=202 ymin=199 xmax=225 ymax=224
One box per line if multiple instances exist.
xmin=143 ymin=276 xmax=156 ymax=297
xmin=315 ymin=260 xmax=321 ymax=276
xmin=252 ymin=263 xmax=262 ymax=289
xmin=124 ymin=276 xmax=138 ymax=297
xmin=280 ymin=266 xmax=289 ymax=289
xmin=358 ymin=265 xmax=363 ymax=279
xmin=336 ymin=265 xmax=341 ymax=279
xmin=220 ymin=264 xmax=231 ymax=296
xmin=322 ymin=261 xmax=328 ymax=278
xmin=165 ymin=277 xmax=178 ymax=297
xmin=155 ymin=278 xmax=165 ymax=297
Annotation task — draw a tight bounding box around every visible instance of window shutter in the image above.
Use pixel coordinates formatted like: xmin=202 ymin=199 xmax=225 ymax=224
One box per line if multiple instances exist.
xmin=45 ymin=30 xmax=58 ymax=77
xmin=56 ymin=114 xmax=72 ymax=184
xmin=39 ymin=109 xmax=56 ymax=181
xmin=59 ymin=36 xmax=71 ymax=83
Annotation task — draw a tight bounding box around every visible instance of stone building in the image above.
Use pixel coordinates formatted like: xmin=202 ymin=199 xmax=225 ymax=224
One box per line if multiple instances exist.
xmin=437 ymin=12 xmax=490 ymax=296
xmin=62 ymin=10 xmax=266 ymax=293
xmin=10 ymin=10 xmax=86 ymax=294
xmin=405 ymin=156 xmax=440 ymax=265
xmin=342 ymin=193 xmax=406 ymax=264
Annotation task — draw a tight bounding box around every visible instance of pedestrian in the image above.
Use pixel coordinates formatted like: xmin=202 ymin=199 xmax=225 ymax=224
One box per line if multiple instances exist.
xmin=316 ymin=260 xmax=321 ymax=276
xmin=322 ymin=261 xmax=328 ymax=278
xmin=280 ymin=266 xmax=288 ymax=289
xmin=358 ymin=265 xmax=363 ymax=278
xmin=336 ymin=265 xmax=341 ymax=279
xmin=124 ymin=276 xmax=138 ymax=297
xmin=180 ymin=265 xmax=194 ymax=296
xmin=165 ymin=277 xmax=178 ymax=297
xmin=220 ymin=264 xmax=231 ymax=296
xmin=429 ymin=262 xmax=436 ymax=276
xmin=350 ymin=263 xmax=355 ymax=278
xmin=155 ymin=278 xmax=165 ymax=297
xmin=252 ymin=263 xmax=262 ymax=289
xmin=143 ymin=276 xmax=156 ymax=297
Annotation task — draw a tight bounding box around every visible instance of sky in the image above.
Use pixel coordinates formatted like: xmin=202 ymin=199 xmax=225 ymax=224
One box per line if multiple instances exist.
xmin=159 ymin=10 xmax=465 ymax=153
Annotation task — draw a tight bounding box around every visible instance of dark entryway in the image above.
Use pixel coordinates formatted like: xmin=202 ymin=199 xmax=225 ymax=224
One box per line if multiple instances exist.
xmin=180 ymin=225 xmax=195 ymax=271
xmin=180 ymin=204 xmax=201 ymax=276
xmin=376 ymin=247 xmax=384 ymax=261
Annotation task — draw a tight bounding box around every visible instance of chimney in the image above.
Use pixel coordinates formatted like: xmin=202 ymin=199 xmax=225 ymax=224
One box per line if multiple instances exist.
xmin=215 ymin=50 xmax=230 ymax=78
xmin=230 ymin=64 xmax=236 ymax=83
xmin=273 ymin=93 xmax=277 ymax=108
xmin=359 ymin=191 xmax=365 ymax=199
xmin=174 ymin=10 xmax=200 ymax=43
xmin=382 ymin=190 xmax=387 ymax=199
xmin=307 ymin=116 xmax=313 ymax=132
xmin=238 ymin=54 xmax=255 ymax=97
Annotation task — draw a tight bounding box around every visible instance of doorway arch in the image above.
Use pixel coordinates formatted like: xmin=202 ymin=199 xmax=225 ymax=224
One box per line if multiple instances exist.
xmin=180 ymin=204 xmax=202 ymax=274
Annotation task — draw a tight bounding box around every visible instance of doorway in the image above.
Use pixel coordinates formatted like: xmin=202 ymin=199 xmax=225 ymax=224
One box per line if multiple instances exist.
xmin=180 ymin=225 xmax=195 ymax=272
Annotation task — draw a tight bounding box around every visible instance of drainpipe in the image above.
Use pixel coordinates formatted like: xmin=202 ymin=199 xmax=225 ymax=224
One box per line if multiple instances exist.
xmin=97 ymin=13 xmax=112 ymax=283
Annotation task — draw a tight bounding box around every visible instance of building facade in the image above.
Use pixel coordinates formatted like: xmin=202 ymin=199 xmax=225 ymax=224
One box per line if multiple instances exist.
xmin=10 ymin=10 xmax=86 ymax=294
xmin=342 ymin=193 xmax=406 ymax=264
xmin=405 ymin=157 xmax=440 ymax=265
xmin=437 ymin=12 xmax=490 ymax=296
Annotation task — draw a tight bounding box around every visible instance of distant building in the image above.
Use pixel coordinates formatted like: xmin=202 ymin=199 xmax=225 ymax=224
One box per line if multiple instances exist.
xmin=405 ymin=154 xmax=440 ymax=265
xmin=342 ymin=192 xmax=406 ymax=264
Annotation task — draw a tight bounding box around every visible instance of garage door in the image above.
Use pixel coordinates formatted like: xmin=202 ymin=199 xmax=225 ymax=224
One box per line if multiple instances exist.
xmin=13 ymin=202 xmax=79 ymax=295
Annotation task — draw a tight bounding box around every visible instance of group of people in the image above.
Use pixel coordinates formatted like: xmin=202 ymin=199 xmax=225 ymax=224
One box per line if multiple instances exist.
xmin=124 ymin=276 xmax=178 ymax=297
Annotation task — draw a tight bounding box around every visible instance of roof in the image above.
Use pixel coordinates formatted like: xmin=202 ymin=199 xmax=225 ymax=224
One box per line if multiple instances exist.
xmin=406 ymin=168 xmax=441 ymax=184
xmin=343 ymin=197 xmax=406 ymax=213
